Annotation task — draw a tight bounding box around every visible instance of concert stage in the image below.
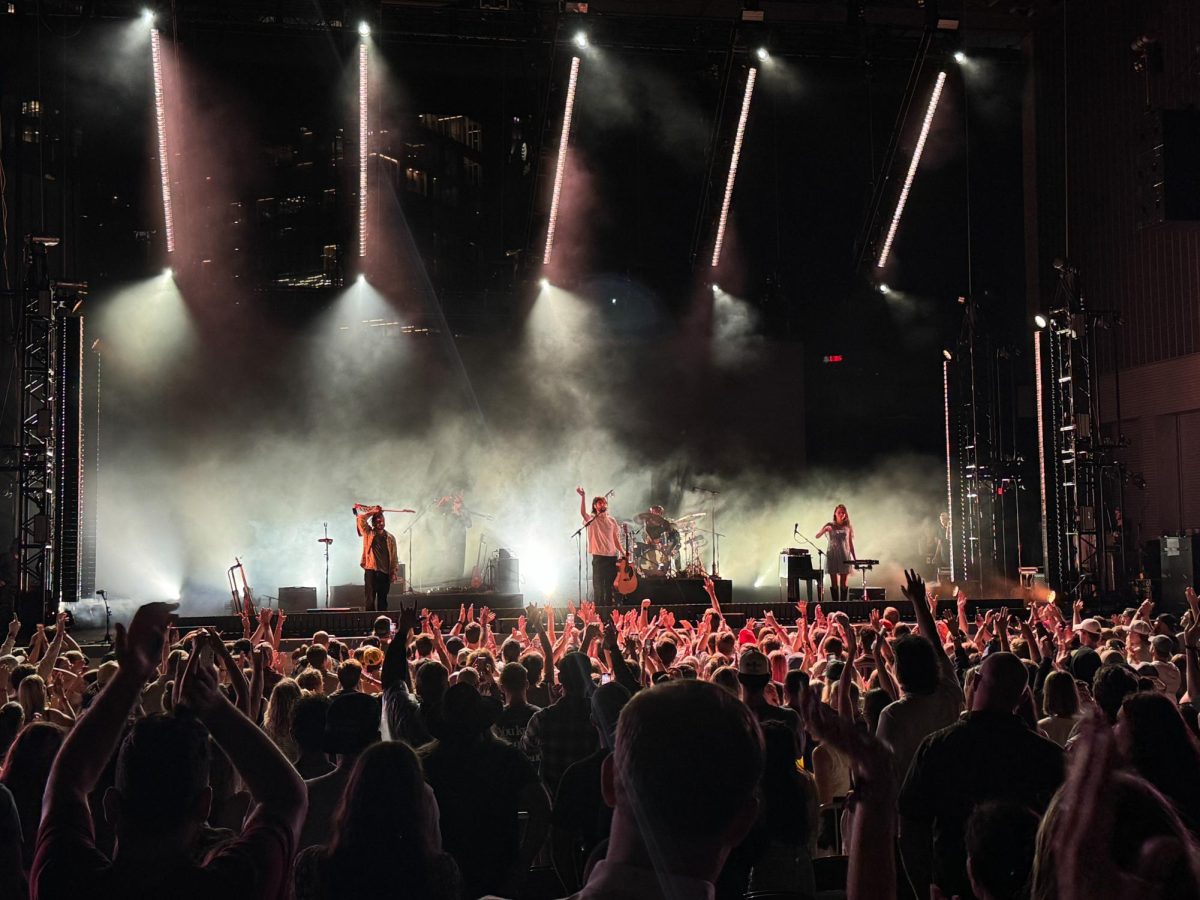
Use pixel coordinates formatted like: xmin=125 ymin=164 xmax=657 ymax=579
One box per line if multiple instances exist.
xmin=174 ymin=596 xmax=1014 ymax=641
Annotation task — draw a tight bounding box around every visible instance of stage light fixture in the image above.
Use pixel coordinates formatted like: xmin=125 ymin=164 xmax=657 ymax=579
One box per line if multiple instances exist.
xmin=140 ymin=8 xmax=155 ymax=25
xmin=953 ymin=51 xmax=967 ymax=64
xmin=573 ymin=32 xmax=588 ymax=49
xmin=879 ymin=283 xmax=891 ymax=295
xmin=711 ymin=283 xmax=720 ymax=293
xmin=539 ymin=277 xmax=550 ymax=289
xmin=357 ymin=273 xmax=366 ymax=283
xmin=1034 ymin=329 xmax=1050 ymax=576
xmin=358 ymin=21 xmax=370 ymax=35
xmin=711 ymin=67 xmax=757 ymax=267
xmin=877 ymin=70 xmax=947 ymax=268
xmin=942 ymin=349 xmax=953 ymax=360
xmin=1034 ymin=314 xmax=1048 ymax=329
xmin=150 ymin=27 xmax=175 ymax=254
xmin=756 ymin=47 xmax=770 ymax=61
xmin=358 ymin=32 xmax=369 ymax=258
xmin=543 ymin=56 xmax=581 ymax=265
xmin=162 ymin=267 xmax=173 ymax=278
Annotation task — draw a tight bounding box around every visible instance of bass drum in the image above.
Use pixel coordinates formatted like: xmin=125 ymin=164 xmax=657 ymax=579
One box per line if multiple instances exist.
xmin=637 ymin=544 xmax=668 ymax=574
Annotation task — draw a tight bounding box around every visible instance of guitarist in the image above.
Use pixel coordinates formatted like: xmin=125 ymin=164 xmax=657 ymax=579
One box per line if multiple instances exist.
xmin=576 ymin=487 xmax=624 ymax=606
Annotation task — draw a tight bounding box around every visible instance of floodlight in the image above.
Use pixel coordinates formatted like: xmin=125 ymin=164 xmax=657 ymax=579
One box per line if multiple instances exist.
xmin=1034 ymin=314 xmax=1048 ymax=329
xmin=573 ymin=32 xmax=588 ymax=49
xmin=756 ymin=47 xmax=770 ymax=61
xmin=953 ymin=51 xmax=967 ymax=64
xmin=358 ymin=21 xmax=371 ymax=36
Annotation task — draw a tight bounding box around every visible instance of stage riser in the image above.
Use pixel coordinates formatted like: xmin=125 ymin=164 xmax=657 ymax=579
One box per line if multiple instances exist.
xmin=175 ymin=599 xmax=1013 ymax=640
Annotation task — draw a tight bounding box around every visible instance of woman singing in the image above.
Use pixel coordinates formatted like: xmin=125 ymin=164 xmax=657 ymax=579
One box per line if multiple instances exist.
xmin=816 ymin=504 xmax=856 ymax=603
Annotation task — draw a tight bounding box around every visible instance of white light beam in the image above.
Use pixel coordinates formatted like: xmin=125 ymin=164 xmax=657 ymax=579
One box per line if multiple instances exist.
xmin=877 ymin=70 xmax=947 ymax=269
xmin=150 ymin=29 xmax=175 ymax=254
xmin=543 ymin=56 xmax=581 ymax=266
xmin=712 ymin=67 xmax=757 ymax=268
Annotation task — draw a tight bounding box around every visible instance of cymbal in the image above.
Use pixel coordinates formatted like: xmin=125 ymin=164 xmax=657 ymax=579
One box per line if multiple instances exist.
xmin=635 ymin=511 xmax=670 ymax=529
xmin=674 ymin=512 xmax=708 ymax=523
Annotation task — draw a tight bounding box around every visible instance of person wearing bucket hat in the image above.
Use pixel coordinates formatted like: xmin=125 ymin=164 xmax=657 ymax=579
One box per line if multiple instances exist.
xmin=421 ymin=683 xmax=550 ymax=898
xmin=298 ymin=692 xmax=381 ymax=851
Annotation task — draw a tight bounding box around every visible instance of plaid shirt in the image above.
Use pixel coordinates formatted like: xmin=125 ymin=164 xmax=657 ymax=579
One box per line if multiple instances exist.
xmin=520 ymin=694 xmax=598 ymax=793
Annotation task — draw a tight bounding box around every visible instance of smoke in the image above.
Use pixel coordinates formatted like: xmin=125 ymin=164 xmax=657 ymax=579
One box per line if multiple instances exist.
xmin=94 ymin=272 xmax=951 ymax=612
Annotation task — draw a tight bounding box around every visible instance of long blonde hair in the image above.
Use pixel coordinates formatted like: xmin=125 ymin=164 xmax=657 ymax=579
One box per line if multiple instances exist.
xmin=264 ymin=678 xmax=301 ymax=743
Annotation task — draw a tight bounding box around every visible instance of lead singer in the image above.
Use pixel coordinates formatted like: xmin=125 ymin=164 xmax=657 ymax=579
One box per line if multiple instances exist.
xmin=355 ymin=504 xmax=400 ymax=611
xmin=577 ymin=487 xmax=623 ymax=606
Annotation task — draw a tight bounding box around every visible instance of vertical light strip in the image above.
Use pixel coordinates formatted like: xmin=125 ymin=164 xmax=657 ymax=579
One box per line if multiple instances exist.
xmin=151 ymin=29 xmax=175 ymax=254
xmin=543 ymin=56 xmax=581 ymax=266
xmin=877 ymin=70 xmax=947 ymax=268
xmin=358 ymin=37 xmax=369 ymax=258
xmin=944 ymin=358 xmax=955 ymax=582
xmin=1034 ymin=329 xmax=1050 ymax=580
xmin=711 ymin=67 xmax=757 ymax=268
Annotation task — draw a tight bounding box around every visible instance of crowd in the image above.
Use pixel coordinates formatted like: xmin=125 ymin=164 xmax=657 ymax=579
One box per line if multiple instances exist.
xmin=0 ymin=571 xmax=1198 ymax=899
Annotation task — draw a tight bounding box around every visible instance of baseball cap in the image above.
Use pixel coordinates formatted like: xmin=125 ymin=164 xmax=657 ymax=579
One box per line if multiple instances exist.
xmin=1129 ymin=620 xmax=1152 ymax=636
xmin=737 ymin=648 xmax=770 ymax=677
xmin=737 ymin=628 xmax=757 ymax=647
xmin=1078 ymin=618 xmax=1102 ymax=635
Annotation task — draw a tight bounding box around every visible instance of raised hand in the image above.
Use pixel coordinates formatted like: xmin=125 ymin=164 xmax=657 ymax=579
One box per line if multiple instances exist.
xmin=576 ymin=486 xmax=586 ymax=497
xmin=7 ymin=614 xmax=19 ymax=638
xmin=429 ymin=613 xmax=442 ymax=632
xmin=175 ymin=633 xmax=227 ymax=718
xmin=115 ymin=602 xmax=178 ymax=682
xmin=901 ymin=568 xmax=927 ymax=605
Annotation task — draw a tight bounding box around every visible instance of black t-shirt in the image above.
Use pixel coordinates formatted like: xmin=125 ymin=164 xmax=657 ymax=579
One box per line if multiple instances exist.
xmin=495 ymin=701 xmax=539 ymax=746
xmin=899 ymin=710 xmax=1065 ymax=898
xmin=552 ymin=748 xmax=611 ymax=856
xmin=421 ymin=735 xmax=540 ymax=898
xmin=370 ymin=531 xmax=390 ymax=574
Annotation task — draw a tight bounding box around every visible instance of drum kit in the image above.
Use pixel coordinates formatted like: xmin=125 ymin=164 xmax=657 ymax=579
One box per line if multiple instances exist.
xmin=626 ymin=509 xmax=711 ymax=578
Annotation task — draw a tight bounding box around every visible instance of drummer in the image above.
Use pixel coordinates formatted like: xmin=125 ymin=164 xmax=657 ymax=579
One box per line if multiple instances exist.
xmin=639 ymin=506 xmax=681 ymax=572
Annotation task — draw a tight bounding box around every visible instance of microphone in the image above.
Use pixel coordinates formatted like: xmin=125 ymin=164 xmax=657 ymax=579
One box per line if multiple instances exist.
xmin=605 ymin=489 xmax=615 ymax=498
xmin=793 ymin=523 xmax=799 ymax=533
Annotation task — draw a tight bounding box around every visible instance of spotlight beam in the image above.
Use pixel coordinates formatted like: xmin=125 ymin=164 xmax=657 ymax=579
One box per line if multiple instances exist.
xmin=150 ymin=28 xmax=175 ymax=254
xmin=876 ymin=70 xmax=947 ymax=269
xmin=358 ymin=35 xmax=369 ymax=258
xmin=711 ymin=67 xmax=757 ymax=268
xmin=543 ymin=56 xmax=581 ymax=266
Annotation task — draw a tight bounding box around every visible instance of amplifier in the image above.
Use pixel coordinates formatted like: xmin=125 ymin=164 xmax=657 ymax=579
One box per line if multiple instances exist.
xmin=332 ymin=583 xmax=365 ymax=610
xmin=1161 ymin=535 xmax=1200 ymax=615
xmin=278 ymin=586 xmax=317 ymax=614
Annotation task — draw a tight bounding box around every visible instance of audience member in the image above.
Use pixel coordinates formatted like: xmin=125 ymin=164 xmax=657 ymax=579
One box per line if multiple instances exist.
xmin=521 ymin=651 xmax=598 ymax=793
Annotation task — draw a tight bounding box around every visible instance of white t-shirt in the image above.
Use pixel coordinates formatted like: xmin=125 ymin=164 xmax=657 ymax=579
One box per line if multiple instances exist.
xmin=876 ymin=666 xmax=965 ymax=782
xmin=587 ymin=513 xmax=623 ymax=557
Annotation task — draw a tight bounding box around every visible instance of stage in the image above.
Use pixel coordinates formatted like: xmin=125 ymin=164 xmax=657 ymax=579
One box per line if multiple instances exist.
xmin=172 ymin=596 xmax=1015 ymax=641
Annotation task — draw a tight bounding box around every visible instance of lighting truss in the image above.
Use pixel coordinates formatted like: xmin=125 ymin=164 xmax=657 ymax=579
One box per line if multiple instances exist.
xmin=943 ymin=358 xmax=955 ymax=582
xmin=150 ymin=28 xmax=175 ymax=254
xmin=877 ymin=70 xmax=947 ymax=269
xmin=358 ymin=36 xmax=369 ymax=258
xmin=543 ymin=56 xmax=581 ymax=266
xmin=711 ymin=66 xmax=757 ymax=268
xmin=1034 ymin=328 xmax=1050 ymax=582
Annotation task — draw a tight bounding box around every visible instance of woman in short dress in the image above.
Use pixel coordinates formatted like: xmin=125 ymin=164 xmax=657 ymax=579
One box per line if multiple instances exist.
xmin=816 ymin=504 xmax=856 ymax=603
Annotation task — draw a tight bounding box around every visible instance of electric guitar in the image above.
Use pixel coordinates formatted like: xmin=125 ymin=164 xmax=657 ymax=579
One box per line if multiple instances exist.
xmin=470 ymin=535 xmax=486 ymax=589
xmin=613 ymin=524 xmax=639 ymax=596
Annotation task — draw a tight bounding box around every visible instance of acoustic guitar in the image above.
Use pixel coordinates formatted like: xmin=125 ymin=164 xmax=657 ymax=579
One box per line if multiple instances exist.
xmin=613 ymin=523 xmax=639 ymax=597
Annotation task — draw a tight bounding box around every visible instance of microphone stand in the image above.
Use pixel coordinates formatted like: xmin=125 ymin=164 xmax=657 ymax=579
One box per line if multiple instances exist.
xmin=97 ymin=589 xmax=112 ymax=646
xmin=794 ymin=526 xmax=826 ymax=602
xmin=318 ymin=523 xmax=333 ymax=608
xmin=693 ymin=486 xmax=720 ymax=578
xmin=571 ymin=512 xmax=601 ymax=602
xmin=401 ymin=501 xmax=434 ymax=594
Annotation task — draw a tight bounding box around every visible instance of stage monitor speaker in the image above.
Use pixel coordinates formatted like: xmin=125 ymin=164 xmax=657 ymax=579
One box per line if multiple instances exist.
xmin=332 ymin=583 xmax=365 ymax=610
xmin=279 ymin=586 xmax=317 ymax=614
xmin=1160 ymin=535 xmax=1200 ymax=615
xmin=497 ymin=550 xmax=519 ymax=595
